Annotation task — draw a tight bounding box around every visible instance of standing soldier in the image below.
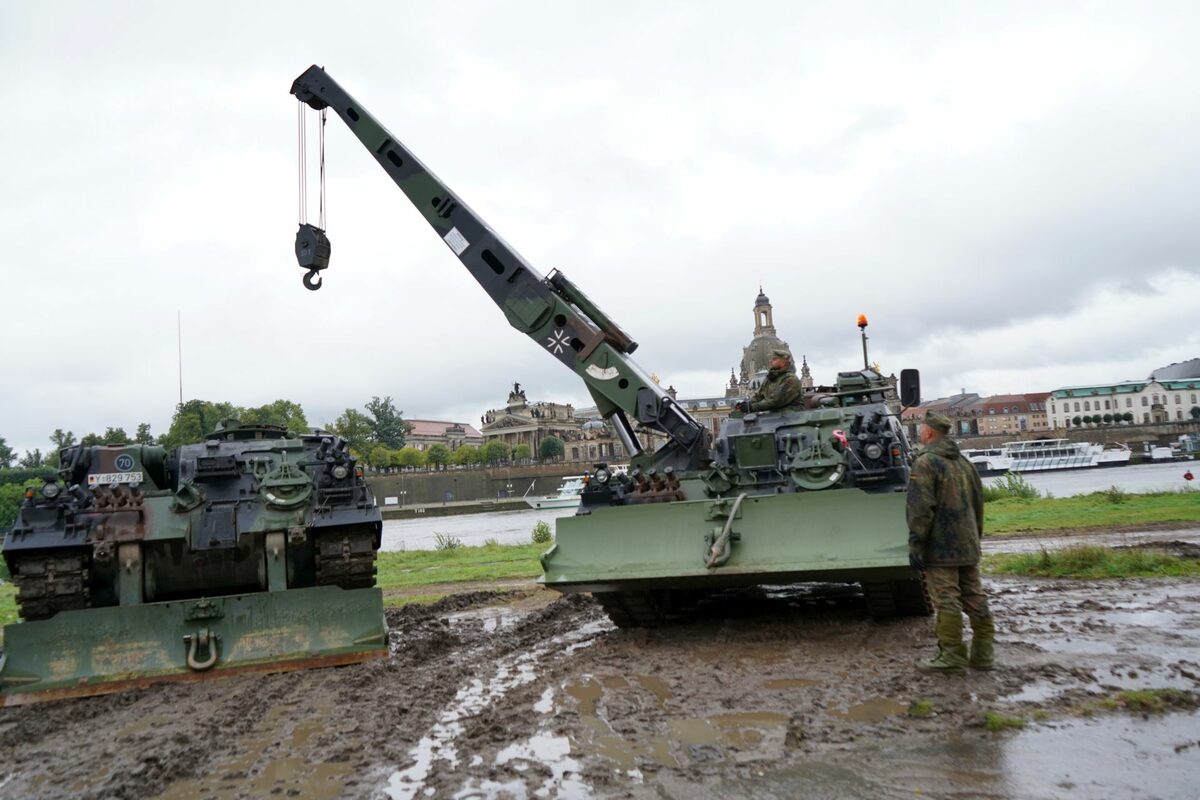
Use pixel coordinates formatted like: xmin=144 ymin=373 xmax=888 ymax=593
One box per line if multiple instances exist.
xmin=907 ymin=411 xmax=995 ymax=674
xmin=734 ymin=350 xmax=804 ymax=413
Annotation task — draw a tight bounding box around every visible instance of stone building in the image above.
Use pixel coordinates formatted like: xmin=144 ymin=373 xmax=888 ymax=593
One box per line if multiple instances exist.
xmin=480 ymin=383 xmax=625 ymax=461
xmin=405 ymin=420 xmax=483 ymax=452
xmin=725 ymin=287 xmax=801 ymax=396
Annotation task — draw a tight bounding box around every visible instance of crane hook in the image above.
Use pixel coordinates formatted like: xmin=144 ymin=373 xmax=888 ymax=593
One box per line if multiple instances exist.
xmin=302 ymin=269 xmax=323 ymax=291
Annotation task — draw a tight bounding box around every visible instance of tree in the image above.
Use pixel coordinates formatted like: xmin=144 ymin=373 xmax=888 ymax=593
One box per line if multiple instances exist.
xmin=243 ymin=399 xmax=309 ymax=433
xmin=1071 ymin=416 xmax=1082 ymax=427
xmin=330 ymin=408 xmax=374 ymax=457
xmin=160 ymin=399 xmax=243 ymax=450
xmin=18 ymin=449 xmax=44 ymax=468
xmin=49 ymin=429 xmax=76 ymax=451
xmin=396 ymin=446 xmax=426 ymax=469
xmin=368 ymin=445 xmax=394 ymax=471
xmin=512 ymin=443 xmax=532 ymax=462
xmin=452 ymin=444 xmax=480 ymax=466
xmin=1 ymin=483 xmax=28 ymax=531
xmin=364 ymin=396 xmax=407 ymax=449
xmin=103 ymin=427 xmax=132 ymax=444
xmin=0 ymin=436 xmax=15 ymax=468
xmin=425 ymin=443 xmax=451 ymax=470
xmin=134 ymin=423 xmax=155 ymax=444
xmin=1123 ymin=412 xmax=1134 ymax=422
xmin=539 ymin=436 xmax=565 ymax=461
xmin=1102 ymin=413 xmax=1113 ymax=424
xmin=481 ymin=439 xmax=510 ymax=465
xmin=1191 ymin=406 xmax=1200 ymax=420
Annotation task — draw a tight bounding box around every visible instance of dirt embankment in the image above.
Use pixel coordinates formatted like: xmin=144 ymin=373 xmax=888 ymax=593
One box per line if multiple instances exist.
xmin=2 ymin=577 xmax=1199 ymax=799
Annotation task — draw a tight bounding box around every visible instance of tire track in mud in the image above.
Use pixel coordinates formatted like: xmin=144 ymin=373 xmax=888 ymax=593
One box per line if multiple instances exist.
xmin=0 ymin=591 xmax=606 ymax=800
xmin=4 ymin=578 xmax=1200 ymax=799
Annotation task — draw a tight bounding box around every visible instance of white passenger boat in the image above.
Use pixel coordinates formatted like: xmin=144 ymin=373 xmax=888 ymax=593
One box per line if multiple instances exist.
xmin=522 ymin=476 xmax=586 ymax=509
xmin=960 ymin=439 xmax=1132 ymax=476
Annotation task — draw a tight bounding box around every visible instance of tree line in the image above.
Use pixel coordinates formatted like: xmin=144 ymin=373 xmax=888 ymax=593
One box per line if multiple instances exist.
xmin=366 ymin=436 xmax=565 ymax=472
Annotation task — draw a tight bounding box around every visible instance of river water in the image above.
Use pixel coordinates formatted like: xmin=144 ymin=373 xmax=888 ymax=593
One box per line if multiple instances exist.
xmin=381 ymin=461 xmax=1197 ymax=552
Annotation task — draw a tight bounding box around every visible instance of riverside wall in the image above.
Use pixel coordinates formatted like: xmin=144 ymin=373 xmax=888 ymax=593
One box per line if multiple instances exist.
xmin=366 ymin=463 xmax=584 ymax=505
xmin=958 ymin=420 xmax=1199 ymax=450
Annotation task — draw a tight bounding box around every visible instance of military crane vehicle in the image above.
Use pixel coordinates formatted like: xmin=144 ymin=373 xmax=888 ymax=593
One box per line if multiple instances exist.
xmin=0 ymin=422 xmax=385 ymax=704
xmin=289 ymin=65 xmax=928 ymax=626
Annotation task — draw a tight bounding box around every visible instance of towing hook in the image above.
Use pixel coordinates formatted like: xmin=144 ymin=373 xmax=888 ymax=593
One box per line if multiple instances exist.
xmin=302 ymin=268 xmax=323 ymax=291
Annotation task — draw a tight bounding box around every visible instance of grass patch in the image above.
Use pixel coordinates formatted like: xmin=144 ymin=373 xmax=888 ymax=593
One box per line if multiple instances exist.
xmin=1078 ymin=688 xmax=1197 ymax=716
xmin=985 ymin=490 xmax=1200 ymax=536
xmin=376 ymin=542 xmax=546 ymax=590
xmin=908 ymin=699 xmax=934 ymax=718
xmin=985 ymin=545 xmax=1200 ymax=579
xmin=983 ymin=711 xmax=1026 ymax=732
xmin=0 ymin=583 xmax=17 ymax=640
xmin=982 ymin=472 xmax=1042 ymax=502
xmin=383 ymin=592 xmax=447 ymax=608
xmin=531 ymin=520 xmax=553 ymax=544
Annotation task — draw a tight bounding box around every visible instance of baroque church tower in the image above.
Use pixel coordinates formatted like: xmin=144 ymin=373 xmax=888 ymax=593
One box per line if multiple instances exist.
xmin=725 ymin=287 xmax=797 ymax=397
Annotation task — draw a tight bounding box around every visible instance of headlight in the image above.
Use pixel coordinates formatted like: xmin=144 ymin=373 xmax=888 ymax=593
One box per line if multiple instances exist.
xmin=41 ymin=482 xmax=61 ymax=499
xmin=864 ymin=443 xmax=884 ymax=460
xmin=332 ymin=465 xmax=349 ymax=480
xmin=594 ymin=468 xmax=610 ymax=484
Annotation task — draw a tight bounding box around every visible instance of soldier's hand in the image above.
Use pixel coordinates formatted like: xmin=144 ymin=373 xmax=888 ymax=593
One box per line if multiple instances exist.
xmin=908 ymin=552 xmax=925 ymax=572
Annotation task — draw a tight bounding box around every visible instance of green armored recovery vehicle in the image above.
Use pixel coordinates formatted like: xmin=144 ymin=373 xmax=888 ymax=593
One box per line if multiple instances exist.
xmin=0 ymin=422 xmax=385 ymax=704
xmin=290 ymin=66 xmax=929 ymax=626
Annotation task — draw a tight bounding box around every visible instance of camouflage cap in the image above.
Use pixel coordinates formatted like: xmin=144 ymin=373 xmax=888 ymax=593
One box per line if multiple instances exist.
xmin=923 ymin=411 xmax=952 ymax=434
xmin=770 ymin=349 xmax=792 ymax=362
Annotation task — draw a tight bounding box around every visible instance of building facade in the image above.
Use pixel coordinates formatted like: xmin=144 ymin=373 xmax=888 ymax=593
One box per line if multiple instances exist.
xmin=481 ymin=383 xmax=627 ymax=461
xmin=405 ymin=419 xmax=483 ymax=452
xmin=1049 ymin=380 xmax=1200 ymax=429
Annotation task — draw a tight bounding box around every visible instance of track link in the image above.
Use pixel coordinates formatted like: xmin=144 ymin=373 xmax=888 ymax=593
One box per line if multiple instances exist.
xmin=862 ymin=576 xmax=932 ymax=619
xmin=12 ymin=552 xmax=91 ymax=621
xmin=593 ymin=591 xmax=665 ymax=628
xmin=314 ymin=528 xmax=379 ymax=589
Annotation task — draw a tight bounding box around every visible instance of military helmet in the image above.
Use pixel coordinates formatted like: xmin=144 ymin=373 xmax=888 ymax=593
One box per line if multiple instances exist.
xmin=923 ymin=410 xmax=952 ymax=434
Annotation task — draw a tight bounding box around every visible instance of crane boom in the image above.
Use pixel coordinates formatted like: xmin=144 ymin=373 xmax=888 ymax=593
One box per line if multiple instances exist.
xmin=290 ymin=65 xmax=709 ymax=470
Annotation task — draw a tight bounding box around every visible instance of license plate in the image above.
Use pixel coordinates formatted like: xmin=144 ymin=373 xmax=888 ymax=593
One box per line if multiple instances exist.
xmin=87 ymin=471 xmax=144 ymax=486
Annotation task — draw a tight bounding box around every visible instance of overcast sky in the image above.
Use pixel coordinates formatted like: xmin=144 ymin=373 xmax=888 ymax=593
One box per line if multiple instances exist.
xmin=2 ymin=1 xmax=1198 ymax=455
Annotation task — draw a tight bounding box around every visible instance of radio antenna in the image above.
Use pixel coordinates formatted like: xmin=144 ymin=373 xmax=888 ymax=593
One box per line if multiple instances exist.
xmin=177 ymin=310 xmax=184 ymax=406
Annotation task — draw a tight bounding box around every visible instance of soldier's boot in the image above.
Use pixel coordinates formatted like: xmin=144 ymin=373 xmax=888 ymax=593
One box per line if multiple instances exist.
xmin=917 ymin=612 xmax=968 ymax=675
xmin=969 ymin=615 xmax=996 ymax=671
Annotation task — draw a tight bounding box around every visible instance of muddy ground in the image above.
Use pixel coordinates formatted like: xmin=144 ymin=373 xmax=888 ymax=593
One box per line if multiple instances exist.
xmin=2 ymin=570 xmax=1200 ymax=798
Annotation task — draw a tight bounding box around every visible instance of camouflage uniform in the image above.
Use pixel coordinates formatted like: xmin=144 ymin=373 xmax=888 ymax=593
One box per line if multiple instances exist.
xmin=748 ymin=354 xmax=804 ymax=412
xmin=907 ymin=424 xmax=995 ymax=672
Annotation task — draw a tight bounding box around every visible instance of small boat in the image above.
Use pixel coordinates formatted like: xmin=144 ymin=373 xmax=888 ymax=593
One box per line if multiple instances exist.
xmin=960 ymin=439 xmax=1132 ymax=476
xmin=523 ymin=476 xmax=586 ymax=509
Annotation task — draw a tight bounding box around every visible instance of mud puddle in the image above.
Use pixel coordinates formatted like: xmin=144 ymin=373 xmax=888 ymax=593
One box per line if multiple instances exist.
xmin=2 ymin=577 xmax=1199 ymax=798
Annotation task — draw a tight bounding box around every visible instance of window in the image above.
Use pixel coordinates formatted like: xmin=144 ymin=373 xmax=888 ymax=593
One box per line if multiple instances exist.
xmin=1002 ymin=407 xmax=1009 ymax=414
xmin=1175 ymin=394 xmax=1181 ymax=404
xmin=1144 ymin=412 xmax=1150 ymax=423
xmin=1193 ymin=394 xmax=1198 ymax=404
xmin=1126 ymin=398 xmax=1132 ymax=408
xmin=1177 ymin=409 xmax=1184 ymax=420
xmin=1050 ymin=403 xmax=1056 ymax=413
xmin=989 ymin=408 xmax=995 ymax=415
xmin=1104 ymin=400 xmax=1111 ymax=410
xmin=1153 ymin=394 xmax=1160 ymax=404
xmin=1142 ymin=397 xmax=1149 ymax=407
xmin=1083 ymin=401 xmax=1090 ymax=411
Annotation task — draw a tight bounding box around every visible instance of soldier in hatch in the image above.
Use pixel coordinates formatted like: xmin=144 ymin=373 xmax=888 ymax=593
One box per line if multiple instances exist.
xmin=734 ymin=350 xmax=804 ymax=413
xmin=906 ymin=410 xmax=995 ymax=674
